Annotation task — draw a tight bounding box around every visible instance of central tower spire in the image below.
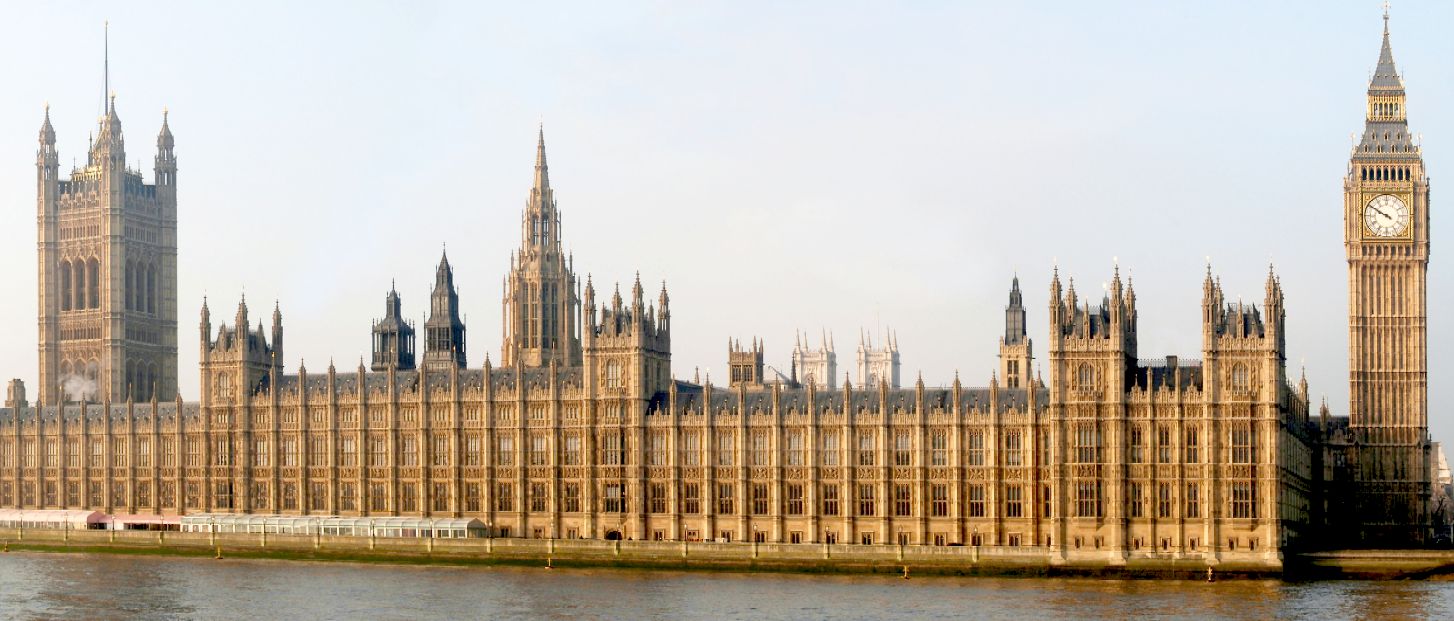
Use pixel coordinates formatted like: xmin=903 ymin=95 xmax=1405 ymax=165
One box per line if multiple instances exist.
xmin=502 ymin=127 xmax=582 ymax=367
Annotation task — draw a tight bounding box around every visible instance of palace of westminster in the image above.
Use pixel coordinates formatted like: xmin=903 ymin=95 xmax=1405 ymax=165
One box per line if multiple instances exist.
xmin=1 ymin=15 xmax=1446 ymax=560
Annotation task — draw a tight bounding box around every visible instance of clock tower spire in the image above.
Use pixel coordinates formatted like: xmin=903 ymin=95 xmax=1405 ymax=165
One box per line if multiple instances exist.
xmin=1343 ymin=7 xmax=1431 ymax=545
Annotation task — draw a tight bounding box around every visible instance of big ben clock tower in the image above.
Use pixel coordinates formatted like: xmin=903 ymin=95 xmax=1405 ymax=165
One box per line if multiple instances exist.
xmin=1344 ymin=9 xmax=1432 ymax=545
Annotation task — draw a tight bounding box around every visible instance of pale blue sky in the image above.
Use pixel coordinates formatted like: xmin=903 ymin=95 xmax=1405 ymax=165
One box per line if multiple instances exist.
xmin=1 ymin=1 xmax=1450 ymax=444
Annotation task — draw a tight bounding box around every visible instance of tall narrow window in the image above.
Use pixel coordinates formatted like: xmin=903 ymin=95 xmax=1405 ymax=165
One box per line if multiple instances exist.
xmin=650 ymin=483 xmax=668 ymax=514
xmin=1231 ymin=425 xmax=1255 ymax=464
xmin=605 ymin=361 xmax=622 ymax=389
xmin=496 ymin=483 xmax=515 ymax=512
xmin=680 ymin=432 xmax=701 ymax=467
xmin=60 ymin=260 xmax=72 ymax=312
xmin=1232 ymin=482 xmax=1257 ymax=519
xmin=716 ymin=432 xmax=734 ymax=467
xmin=1004 ymin=431 xmax=1022 ymax=466
xmin=401 ymin=436 xmax=418 ymax=465
xmin=1230 ymin=363 xmax=1250 ymax=392
xmin=857 ymin=431 xmax=875 ymax=466
xmin=1157 ymin=425 xmax=1172 ymax=464
xmin=498 ymin=435 xmax=516 ymax=466
xmin=930 ymin=484 xmax=949 ymax=517
xmin=1074 ymin=425 xmax=1101 ymax=463
xmin=786 ymin=484 xmax=804 ymax=515
xmin=820 ymin=432 xmax=839 ymax=467
xmin=562 ymin=435 xmax=580 ymax=466
xmin=785 ymin=431 xmax=805 ymax=466
xmin=894 ymin=483 xmax=912 ymax=516
xmin=1129 ymin=426 xmax=1145 ymax=464
xmin=146 ymin=265 xmax=156 ymax=314
xmin=750 ymin=431 xmax=770 ymax=467
xmin=894 ymin=432 xmax=912 ymax=466
xmin=1004 ymin=485 xmax=1023 ymax=518
xmin=967 ymin=484 xmax=985 ymax=517
xmin=930 ymin=429 xmax=948 ymax=466
xmin=434 ymin=434 xmax=451 ymax=467
xmin=561 ymin=483 xmax=579 ymax=513
xmin=682 ymin=482 xmax=701 ymax=514
xmin=647 ymin=432 xmax=667 ymax=466
xmin=821 ymin=484 xmax=840 ymax=516
xmin=717 ymin=483 xmax=735 ymax=514
xmin=857 ymin=484 xmax=876 ymax=516
xmin=1185 ymin=426 xmax=1200 ymax=464
xmin=967 ymin=430 xmax=985 ymax=466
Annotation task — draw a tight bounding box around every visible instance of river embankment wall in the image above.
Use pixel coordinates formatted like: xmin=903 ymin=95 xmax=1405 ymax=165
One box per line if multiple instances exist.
xmin=2 ymin=528 xmax=1450 ymax=579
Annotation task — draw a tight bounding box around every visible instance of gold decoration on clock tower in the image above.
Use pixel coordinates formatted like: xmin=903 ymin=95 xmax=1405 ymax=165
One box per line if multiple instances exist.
xmin=1342 ymin=10 xmax=1432 ymax=544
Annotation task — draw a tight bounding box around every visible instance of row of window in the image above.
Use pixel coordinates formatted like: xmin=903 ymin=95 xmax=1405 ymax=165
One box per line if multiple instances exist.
xmin=0 ymin=424 xmax=1262 ymax=469
xmin=0 ymin=480 xmax=1257 ymax=521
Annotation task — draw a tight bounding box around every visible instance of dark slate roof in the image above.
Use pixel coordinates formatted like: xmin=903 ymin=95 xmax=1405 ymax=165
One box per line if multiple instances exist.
xmin=1134 ymin=358 xmax=1205 ymax=391
xmin=655 ymin=383 xmax=1044 ymax=416
xmin=1356 ymin=122 xmax=1418 ymax=159
xmin=1370 ymin=25 xmax=1403 ymax=92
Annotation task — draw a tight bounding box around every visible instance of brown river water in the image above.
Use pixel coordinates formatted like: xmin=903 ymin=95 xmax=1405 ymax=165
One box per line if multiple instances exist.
xmin=0 ymin=552 xmax=1451 ymax=620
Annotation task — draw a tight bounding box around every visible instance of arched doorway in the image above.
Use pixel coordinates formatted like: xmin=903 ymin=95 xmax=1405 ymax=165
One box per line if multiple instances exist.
xmin=604 ymin=530 xmax=623 ymax=541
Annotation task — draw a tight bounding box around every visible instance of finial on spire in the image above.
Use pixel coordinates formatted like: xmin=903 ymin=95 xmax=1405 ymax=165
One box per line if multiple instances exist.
xmin=103 ymin=20 xmax=109 ymax=115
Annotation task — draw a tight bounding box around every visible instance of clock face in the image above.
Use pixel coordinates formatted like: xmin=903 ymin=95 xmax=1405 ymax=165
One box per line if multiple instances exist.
xmin=1364 ymin=194 xmax=1409 ymax=238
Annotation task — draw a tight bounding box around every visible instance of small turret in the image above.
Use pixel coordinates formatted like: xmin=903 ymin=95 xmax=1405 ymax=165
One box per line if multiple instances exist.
xmin=424 ymin=251 xmax=467 ymax=369
xmin=631 ymin=272 xmax=645 ymax=315
xmin=271 ymin=301 xmax=284 ymax=367
xmin=39 ymin=104 xmax=56 ymax=148
xmin=154 ymin=108 xmax=176 ymax=189
xmin=371 ymin=281 xmax=416 ymax=372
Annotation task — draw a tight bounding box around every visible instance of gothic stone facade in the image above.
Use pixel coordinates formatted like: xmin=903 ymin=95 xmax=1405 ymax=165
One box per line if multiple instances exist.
xmin=1 ymin=131 xmax=1317 ymax=563
xmin=36 ymin=98 xmax=179 ymax=406
xmin=0 ymin=15 xmax=1435 ymax=555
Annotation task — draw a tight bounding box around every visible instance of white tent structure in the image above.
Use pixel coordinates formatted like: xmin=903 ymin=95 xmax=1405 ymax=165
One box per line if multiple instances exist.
xmin=0 ymin=509 xmax=109 ymax=530
xmin=179 ymin=514 xmax=488 ymax=538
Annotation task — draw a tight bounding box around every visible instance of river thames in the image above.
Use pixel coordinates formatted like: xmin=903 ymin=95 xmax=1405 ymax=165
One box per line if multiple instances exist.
xmin=0 ymin=553 xmax=1451 ymax=620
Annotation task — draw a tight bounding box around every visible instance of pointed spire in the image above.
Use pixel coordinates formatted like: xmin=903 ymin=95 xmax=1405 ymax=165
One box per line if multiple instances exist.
xmin=103 ymin=20 xmax=110 ymax=113
xmin=632 ymin=271 xmax=644 ymax=310
xmin=1371 ymin=3 xmax=1403 ymax=92
xmin=157 ymin=107 xmax=174 ymax=148
xmin=435 ymin=247 xmax=453 ymax=289
xmin=39 ymin=103 xmax=55 ymax=145
xmin=533 ymin=124 xmax=550 ymax=191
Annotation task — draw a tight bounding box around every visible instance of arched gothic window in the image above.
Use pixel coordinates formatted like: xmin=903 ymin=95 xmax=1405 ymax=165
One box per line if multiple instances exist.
xmin=1075 ymin=363 xmax=1095 ymax=389
xmin=605 ymin=360 xmax=622 ymax=390
xmin=86 ymin=258 xmax=100 ymax=309
xmin=147 ymin=264 xmax=157 ymax=314
xmin=73 ymin=261 xmax=86 ymax=310
xmin=1230 ymin=363 xmax=1250 ymax=392
xmin=59 ymin=260 xmax=72 ymax=311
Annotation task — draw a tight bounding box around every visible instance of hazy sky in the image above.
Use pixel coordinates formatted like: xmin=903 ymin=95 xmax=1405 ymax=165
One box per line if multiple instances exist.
xmin=1 ymin=2 xmax=1450 ymax=444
